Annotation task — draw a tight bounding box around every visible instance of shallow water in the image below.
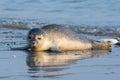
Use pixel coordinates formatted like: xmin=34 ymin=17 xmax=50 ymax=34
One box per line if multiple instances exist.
xmin=0 ymin=29 xmax=120 ymax=80
xmin=0 ymin=0 xmax=120 ymax=25
xmin=0 ymin=45 xmax=120 ymax=80
xmin=0 ymin=0 xmax=120 ymax=36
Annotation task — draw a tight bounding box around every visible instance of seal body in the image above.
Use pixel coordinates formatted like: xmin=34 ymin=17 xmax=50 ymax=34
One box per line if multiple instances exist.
xmin=27 ymin=24 xmax=112 ymax=52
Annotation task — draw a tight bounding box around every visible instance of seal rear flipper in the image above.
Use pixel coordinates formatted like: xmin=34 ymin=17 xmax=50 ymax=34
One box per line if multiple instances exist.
xmin=100 ymin=39 xmax=118 ymax=45
xmin=91 ymin=40 xmax=112 ymax=52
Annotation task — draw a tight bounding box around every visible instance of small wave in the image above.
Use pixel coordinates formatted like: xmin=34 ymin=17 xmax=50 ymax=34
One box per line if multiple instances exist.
xmin=0 ymin=19 xmax=120 ymax=36
xmin=69 ymin=25 xmax=120 ymax=36
xmin=0 ymin=18 xmax=46 ymax=30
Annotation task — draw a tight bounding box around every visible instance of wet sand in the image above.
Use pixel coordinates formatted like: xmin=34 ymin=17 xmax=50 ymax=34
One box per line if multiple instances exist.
xmin=0 ymin=28 xmax=120 ymax=80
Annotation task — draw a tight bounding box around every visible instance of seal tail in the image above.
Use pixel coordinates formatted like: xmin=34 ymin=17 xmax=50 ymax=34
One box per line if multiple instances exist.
xmin=100 ymin=39 xmax=118 ymax=45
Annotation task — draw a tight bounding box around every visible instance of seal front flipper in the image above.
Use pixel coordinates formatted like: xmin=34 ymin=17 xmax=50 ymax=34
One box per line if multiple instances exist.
xmin=49 ymin=47 xmax=64 ymax=53
xmin=11 ymin=46 xmax=29 ymax=51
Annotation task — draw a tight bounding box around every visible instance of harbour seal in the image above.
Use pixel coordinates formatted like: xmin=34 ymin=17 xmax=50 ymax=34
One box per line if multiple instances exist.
xmin=27 ymin=24 xmax=117 ymax=52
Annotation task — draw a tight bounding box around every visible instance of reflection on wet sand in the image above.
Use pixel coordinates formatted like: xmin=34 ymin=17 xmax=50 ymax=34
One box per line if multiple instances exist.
xmin=25 ymin=50 xmax=110 ymax=78
xmin=26 ymin=50 xmax=110 ymax=67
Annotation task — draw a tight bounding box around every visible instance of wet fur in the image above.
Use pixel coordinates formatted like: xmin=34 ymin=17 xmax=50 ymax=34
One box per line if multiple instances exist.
xmin=28 ymin=24 xmax=112 ymax=51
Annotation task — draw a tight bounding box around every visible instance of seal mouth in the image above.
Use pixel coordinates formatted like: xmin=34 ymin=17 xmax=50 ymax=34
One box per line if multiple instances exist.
xmin=29 ymin=41 xmax=38 ymax=48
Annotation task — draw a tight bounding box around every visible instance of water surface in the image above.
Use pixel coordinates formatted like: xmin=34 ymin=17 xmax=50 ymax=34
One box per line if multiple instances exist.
xmin=0 ymin=0 xmax=120 ymax=25
xmin=0 ymin=29 xmax=120 ymax=80
xmin=0 ymin=0 xmax=120 ymax=80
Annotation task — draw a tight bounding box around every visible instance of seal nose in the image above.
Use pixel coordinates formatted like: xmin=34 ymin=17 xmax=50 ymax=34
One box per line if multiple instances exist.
xmin=31 ymin=41 xmax=37 ymax=47
xmin=32 ymin=41 xmax=36 ymax=44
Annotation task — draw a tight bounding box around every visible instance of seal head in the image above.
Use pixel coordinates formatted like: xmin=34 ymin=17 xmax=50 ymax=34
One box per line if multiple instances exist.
xmin=27 ymin=28 xmax=46 ymax=51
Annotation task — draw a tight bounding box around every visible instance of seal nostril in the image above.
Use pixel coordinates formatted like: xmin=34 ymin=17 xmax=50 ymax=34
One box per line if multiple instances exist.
xmin=32 ymin=41 xmax=35 ymax=44
xmin=31 ymin=41 xmax=36 ymax=45
xmin=28 ymin=36 xmax=31 ymax=39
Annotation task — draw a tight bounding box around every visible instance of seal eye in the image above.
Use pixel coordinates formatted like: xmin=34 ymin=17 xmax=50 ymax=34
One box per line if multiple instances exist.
xmin=28 ymin=36 xmax=31 ymax=39
xmin=37 ymin=37 xmax=42 ymax=40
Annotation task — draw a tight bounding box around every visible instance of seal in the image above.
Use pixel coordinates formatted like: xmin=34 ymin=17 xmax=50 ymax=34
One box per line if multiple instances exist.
xmin=27 ymin=24 xmax=117 ymax=52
